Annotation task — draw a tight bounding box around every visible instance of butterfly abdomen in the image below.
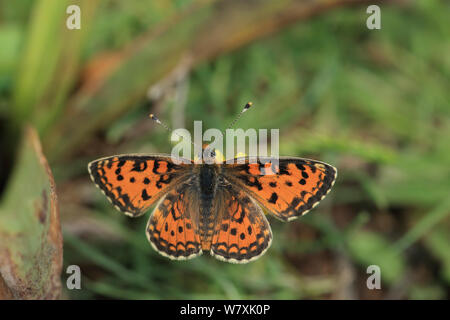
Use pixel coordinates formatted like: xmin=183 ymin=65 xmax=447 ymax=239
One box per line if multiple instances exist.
xmin=198 ymin=165 xmax=218 ymax=250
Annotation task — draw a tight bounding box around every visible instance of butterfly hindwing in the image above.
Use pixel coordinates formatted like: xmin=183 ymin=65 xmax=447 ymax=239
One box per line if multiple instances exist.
xmin=222 ymin=157 xmax=337 ymax=221
xmin=210 ymin=186 xmax=272 ymax=263
xmin=88 ymin=154 xmax=191 ymax=217
xmin=146 ymin=180 xmax=202 ymax=260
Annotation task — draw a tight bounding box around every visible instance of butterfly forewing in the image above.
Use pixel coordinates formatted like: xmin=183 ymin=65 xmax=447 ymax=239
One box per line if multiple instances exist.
xmin=222 ymin=157 xmax=337 ymax=221
xmin=88 ymin=154 xmax=191 ymax=217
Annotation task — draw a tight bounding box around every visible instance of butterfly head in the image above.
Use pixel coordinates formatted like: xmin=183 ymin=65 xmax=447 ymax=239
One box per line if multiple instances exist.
xmin=194 ymin=144 xmax=225 ymax=164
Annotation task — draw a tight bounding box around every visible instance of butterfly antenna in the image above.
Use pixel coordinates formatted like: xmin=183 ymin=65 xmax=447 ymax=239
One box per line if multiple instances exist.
xmin=226 ymin=102 xmax=253 ymax=129
xmin=149 ymin=114 xmax=171 ymax=131
xmin=149 ymin=114 xmax=198 ymax=148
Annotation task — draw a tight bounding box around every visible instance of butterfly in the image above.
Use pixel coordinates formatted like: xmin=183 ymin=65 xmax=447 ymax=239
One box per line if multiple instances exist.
xmin=88 ymin=105 xmax=337 ymax=263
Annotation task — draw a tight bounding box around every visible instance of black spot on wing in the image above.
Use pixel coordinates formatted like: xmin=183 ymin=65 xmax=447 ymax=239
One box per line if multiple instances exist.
xmin=141 ymin=189 xmax=151 ymax=201
xmin=131 ymin=160 xmax=147 ymax=172
xmin=152 ymin=160 xmax=160 ymax=174
xmin=268 ymin=192 xmax=278 ymax=204
xmin=236 ymin=175 xmax=263 ymax=191
xmin=279 ymin=163 xmax=291 ymax=176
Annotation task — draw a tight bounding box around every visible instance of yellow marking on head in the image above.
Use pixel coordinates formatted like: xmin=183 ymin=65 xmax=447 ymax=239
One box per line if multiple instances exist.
xmin=194 ymin=148 xmax=225 ymax=163
xmin=214 ymin=149 xmax=225 ymax=163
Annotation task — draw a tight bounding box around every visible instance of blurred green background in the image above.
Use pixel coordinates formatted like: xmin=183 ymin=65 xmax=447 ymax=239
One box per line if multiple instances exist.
xmin=0 ymin=0 xmax=449 ymax=299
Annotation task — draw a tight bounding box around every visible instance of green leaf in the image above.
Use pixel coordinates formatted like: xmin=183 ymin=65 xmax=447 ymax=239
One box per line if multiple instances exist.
xmin=12 ymin=0 xmax=100 ymax=133
xmin=0 ymin=127 xmax=62 ymax=299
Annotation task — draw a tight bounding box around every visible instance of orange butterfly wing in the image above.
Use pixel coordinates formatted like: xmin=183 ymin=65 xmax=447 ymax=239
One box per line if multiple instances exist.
xmin=88 ymin=154 xmax=191 ymax=217
xmin=222 ymin=157 xmax=337 ymax=221
xmin=210 ymin=186 xmax=272 ymax=263
xmin=146 ymin=180 xmax=202 ymax=260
